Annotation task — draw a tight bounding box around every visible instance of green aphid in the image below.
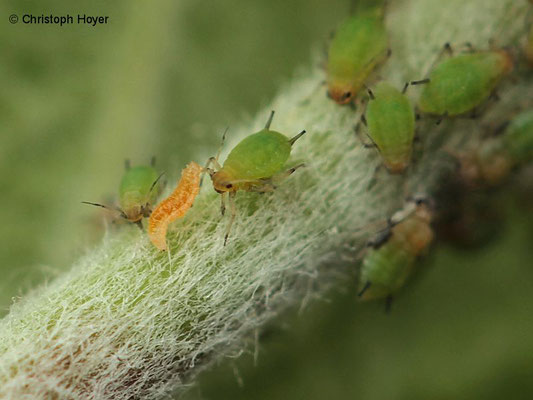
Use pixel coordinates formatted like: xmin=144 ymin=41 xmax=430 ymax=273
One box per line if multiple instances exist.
xmin=357 ymin=199 xmax=434 ymax=306
xmin=205 ymin=111 xmax=306 ymax=244
xmin=364 ymin=82 xmax=416 ymax=174
xmin=327 ymin=4 xmax=389 ymax=105
xmin=462 ymin=110 xmax=533 ymax=185
xmin=504 ymin=110 xmax=533 ymax=163
xmin=417 ymin=49 xmax=513 ymax=117
xmin=83 ymin=158 xmax=164 ymax=229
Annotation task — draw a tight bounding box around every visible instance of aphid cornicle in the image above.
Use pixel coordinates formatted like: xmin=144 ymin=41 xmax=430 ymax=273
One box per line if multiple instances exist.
xmin=417 ymin=48 xmax=513 ymax=117
xmin=357 ymin=198 xmax=434 ymax=305
xmin=457 ymin=109 xmax=533 ymax=186
xmin=363 ymin=81 xmax=416 ymax=173
xmin=326 ymin=3 xmax=389 ymax=105
xmin=148 ymin=162 xmax=202 ymax=251
xmin=83 ymin=158 xmax=164 ymax=229
xmin=205 ymin=111 xmax=305 ymax=245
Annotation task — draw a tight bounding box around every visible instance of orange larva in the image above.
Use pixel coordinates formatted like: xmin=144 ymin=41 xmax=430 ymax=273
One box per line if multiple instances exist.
xmin=148 ymin=161 xmax=202 ymax=251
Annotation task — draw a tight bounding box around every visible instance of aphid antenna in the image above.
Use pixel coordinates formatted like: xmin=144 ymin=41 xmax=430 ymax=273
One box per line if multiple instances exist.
xmin=367 ymin=227 xmax=392 ymax=249
xmin=215 ymin=127 xmax=229 ymax=163
xmin=148 ymin=172 xmax=166 ymax=195
xmin=223 ymin=192 xmax=237 ymax=246
xmin=357 ymin=281 xmax=372 ymax=297
xmin=410 ymin=78 xmax=430 ymax=86
xmin=288 ymin=130 xmax=306 ymax=146
xmin=81 ymin=201 xmax=127 ymax=219
xmin=124 ymin=159 xmax=131 ymax=170
xmin=264 ymin=110 xmax=275 ymax=130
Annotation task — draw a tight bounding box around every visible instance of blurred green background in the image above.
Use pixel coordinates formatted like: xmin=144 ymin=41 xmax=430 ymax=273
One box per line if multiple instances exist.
xmin=1 ymin=0 xmax=532 ymax=398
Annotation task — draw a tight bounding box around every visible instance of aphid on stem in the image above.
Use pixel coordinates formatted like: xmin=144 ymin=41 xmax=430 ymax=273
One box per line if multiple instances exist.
xmin=205 ymin=111 xmax=306 ymax=245
xmin=453 ymin=109 xmax=533 ymax=187
xmin=82 ymin=157 xmax=164 ymax=229
xmin=358 ymin=81 xmax=418 ymax=174
xmin=326 ymin=1 xmax=389 ymax=105
xmin=415 ymin=42 xmax=513 ymax=120
xmin=357 ymin=196 xmax=435 ymax=310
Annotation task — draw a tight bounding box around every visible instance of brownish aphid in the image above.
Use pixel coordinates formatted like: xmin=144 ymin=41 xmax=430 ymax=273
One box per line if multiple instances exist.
xmin=148 ymin=162 xmax=202 ymax=251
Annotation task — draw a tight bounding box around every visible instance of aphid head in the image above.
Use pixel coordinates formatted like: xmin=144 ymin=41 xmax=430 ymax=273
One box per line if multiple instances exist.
xmin=123 ymin=205 xmax=143 ymax=222
xmin=327 ymin=84 xmax=354 ymax=105
xmin=210 ymin=170 xmax=236 ymax=194
xmin=409 ymin=195 xmax=434 ymax=223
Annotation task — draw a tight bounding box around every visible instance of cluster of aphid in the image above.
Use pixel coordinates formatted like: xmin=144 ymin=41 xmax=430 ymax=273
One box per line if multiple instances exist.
xmin=85 ymin=0 xmax=533 ymax=310
xmin=84 ymin=110 xmax=306 ymax=251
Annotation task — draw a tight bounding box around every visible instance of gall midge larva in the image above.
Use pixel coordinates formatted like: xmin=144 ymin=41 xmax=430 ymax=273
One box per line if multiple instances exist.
xmin=148 ymin=161 xmax=202 ymax=251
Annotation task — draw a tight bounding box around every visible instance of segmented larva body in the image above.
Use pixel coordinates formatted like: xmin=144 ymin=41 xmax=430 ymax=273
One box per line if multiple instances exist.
xmin=148 ymin=161 xmax=202 ymax=251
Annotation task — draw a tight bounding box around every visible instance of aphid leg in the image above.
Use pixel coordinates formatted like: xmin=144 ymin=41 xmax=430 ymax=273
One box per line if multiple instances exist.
xmin=408 ymin=78 xmax=430 ymax=92
xmin=124 ymin=159 xmax=131 ymax=170
xmin=354 ymin=122 xmax=377 ymax=149
xmin=364 ymin=84 xmax=375 ymax=100
xmin=289 ymin=130 xmax=306 ymax=146
xmin=224 ymin=192 xmax=237 ymax=246
xmin=367 ymin=226 xmax=392 ymax=249
xmin=492 ymin=120 xmax=510 ymax=137
xmin=134 ymin=220 xmax=143 ymax=230
xmin=436 ymin=111 xmax=448 ymax=125
xmin=357 ymin=281 xmax=372 ymax=297
xmin=150 ymin=156 xmax=156 ymax=167
xmin=220 ymin=191 xmax=227 ymax=216
xmin=264 ymin=110 xmax=275 ymax=130
xmin=385 ymin=295 xmax=393 ymax=314
xmin=443 ymin=42 xmax=454 ymax=55
xmin=250 ymin=181 xmax=277 ymax=193
xmin=200 ymin=156 xmax=222 ymax=186
xmin=463 ymin=41 xmax=475 ymax=53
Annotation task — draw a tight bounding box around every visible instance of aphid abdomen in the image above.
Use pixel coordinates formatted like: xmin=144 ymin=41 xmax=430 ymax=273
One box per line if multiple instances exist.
xmin=366 ymin=82 xmax=415 ymax=173
xmin=418 ymin=51 xmax=512 ymax=116
xmin=148 ymin=162 xmax=202 ymax=251
xmin=118 ymin=165 xmax=161 ymax=221
xmin=358 ymin=203 xmax=434 ymax=301
xmin=223 ymin=130 xmax=291 ymax=180
xmin=359 ymin=242 xmax=414 ymax=301
xmin=327 ymin=8 xmax=388 ymax=103
xmin=504 ymin=110 xmax=533 ymax=164
xmin=396 ymin=215 xmax=434 ymax=256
